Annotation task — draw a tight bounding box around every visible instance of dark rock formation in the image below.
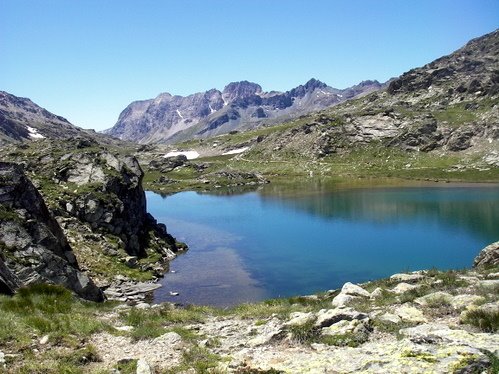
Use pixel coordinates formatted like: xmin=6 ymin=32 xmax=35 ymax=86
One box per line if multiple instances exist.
xmin=0 ymin=162 xmax=104 ymax=301
xmin=50 ymin=149 xmax=178 ymax=257
xmin=388 ymin=30 xmax=499 ymax=97
xmin=0 ymin=257 xmax=19 ymax=295
xmin=473 ymin=241 xmax=499 ymax=267
xmin=149 ymin=155 xmax=187 ymax=172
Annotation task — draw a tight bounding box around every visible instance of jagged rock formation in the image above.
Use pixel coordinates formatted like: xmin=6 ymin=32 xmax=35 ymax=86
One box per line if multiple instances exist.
xmin=474 ymin=241 xmax=499 ymax=267
xmin=106 ymin=78 xmax=383 ymax=143
xmin=49 ymin=142 xmax=177 ymax=257
xmin=0 ymin=91 xmax=93 ymax=145
xmin=0 ymin=162 xmax=103 ymax=301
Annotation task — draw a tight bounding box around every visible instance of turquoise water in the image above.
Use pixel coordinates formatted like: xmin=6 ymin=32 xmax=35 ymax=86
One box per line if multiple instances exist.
xmin=148 ymin=183 xmax=499 ymax=307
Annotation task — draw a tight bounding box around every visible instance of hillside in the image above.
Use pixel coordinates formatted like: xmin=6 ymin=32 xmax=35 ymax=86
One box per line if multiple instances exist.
xmin=105 ymin=79 xmax=383 ymax=144
xmin=0 ymin=91 xmax=92 ymax=145
xmin=137 ymin=30 xmax=498 ymax=194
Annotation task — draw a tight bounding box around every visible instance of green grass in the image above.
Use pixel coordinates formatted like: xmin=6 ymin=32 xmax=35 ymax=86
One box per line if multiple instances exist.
xmin=0 ymin=285 xmax=114 ymax=348
xmin=0 ymin=284 xmax=116 ymax=372
xmin=287 ymin=320 xmax=368 ymax=348
xmin=120 ymin=304 xmax=211 ymax=341
xmin=164 ymin=346 xmax=225 ymax=374
xmin=112 ymin=359 xmax=138 ymax=374
xmin=433 ymin=104 xmax=478 ymax=125
xmin=461 ymin=309 xmax=499 ymax=333
xmin=228 ymin=294 xmax=333 ymax=320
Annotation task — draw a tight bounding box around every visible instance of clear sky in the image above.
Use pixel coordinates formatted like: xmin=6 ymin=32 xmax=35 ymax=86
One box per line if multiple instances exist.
xmin=1 ymin=1 xmax=498 ymax=131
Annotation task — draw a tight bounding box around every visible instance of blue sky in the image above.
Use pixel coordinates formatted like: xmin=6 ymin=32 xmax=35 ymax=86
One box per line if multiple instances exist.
xmin=1 ymin=1 xmax=498 ymax=131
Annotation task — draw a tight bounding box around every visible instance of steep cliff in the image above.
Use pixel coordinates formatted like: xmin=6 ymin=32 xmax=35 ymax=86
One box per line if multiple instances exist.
xmin=0 ymin=162 xmax=103 ymax=301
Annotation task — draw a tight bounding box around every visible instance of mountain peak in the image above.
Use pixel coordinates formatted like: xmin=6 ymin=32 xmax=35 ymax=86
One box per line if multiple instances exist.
xmin=303 ymin=78 xmax=328 ymax=90
xmin=222 ymin=81 xmax=262 ymax=102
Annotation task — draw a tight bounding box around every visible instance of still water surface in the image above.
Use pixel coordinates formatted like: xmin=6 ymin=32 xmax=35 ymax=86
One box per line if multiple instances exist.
xmin=148 ymin=182 xmax=499 ymax=307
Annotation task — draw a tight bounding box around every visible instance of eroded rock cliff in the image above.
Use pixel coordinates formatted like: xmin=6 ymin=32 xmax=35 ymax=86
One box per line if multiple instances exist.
xmin=0 ymin=162 xmax=103 ymax=301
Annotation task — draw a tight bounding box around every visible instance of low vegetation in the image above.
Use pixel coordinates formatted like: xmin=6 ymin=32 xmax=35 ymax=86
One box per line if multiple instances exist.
xmin=0 ymin=264 xmax=497 ymax=372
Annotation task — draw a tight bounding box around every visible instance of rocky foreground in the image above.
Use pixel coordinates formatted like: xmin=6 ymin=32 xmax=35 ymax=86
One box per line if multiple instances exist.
xmin=0 ymin=243 xmax=497 ymax=373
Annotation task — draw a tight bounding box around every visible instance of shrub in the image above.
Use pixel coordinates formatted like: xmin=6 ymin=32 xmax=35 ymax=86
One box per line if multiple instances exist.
xmin=461 ymin=309 xmax=499 ymax=333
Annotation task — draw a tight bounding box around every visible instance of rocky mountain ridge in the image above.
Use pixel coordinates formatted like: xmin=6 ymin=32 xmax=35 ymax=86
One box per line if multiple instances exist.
xmin=0 ymin=91 xmax=99 ymax=145
xmin=106 ymin=78 xmax=384 ymax=144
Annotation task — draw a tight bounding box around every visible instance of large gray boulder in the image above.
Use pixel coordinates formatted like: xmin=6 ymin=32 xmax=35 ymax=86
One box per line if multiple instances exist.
xmin=0 ymin=162 xmax=103 ymax=301
xmin=473 ymin=241 xmax=499 ymax=268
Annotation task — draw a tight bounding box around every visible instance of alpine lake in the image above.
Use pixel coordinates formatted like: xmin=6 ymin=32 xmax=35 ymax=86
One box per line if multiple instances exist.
xmin=148 ymin=179 xmax=499 ymax=307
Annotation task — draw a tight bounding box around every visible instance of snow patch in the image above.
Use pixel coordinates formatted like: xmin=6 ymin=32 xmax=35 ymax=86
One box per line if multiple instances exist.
xmin=26 ymin=126 xmax=45 ymax=139
xmin=222 ymin=147 xmax=249 ymax=155
xmin=164 ymin=150 xmax=199 ymax=160
xmin=176 ymin=109 xmax=184 ymax=119
xmin=209 ymin=104 xmax=216 ymax=114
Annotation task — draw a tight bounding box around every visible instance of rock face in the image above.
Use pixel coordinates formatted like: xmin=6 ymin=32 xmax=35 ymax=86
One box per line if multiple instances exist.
xmin=54 ymin=149 xmax=169 ymax=256
xmin=106 ymin=79 xmax=384 ymax=144
xmin=473 ymin=241 xmax=499 ymax=267
xmin=0 ymin=162 xmax=103 ymax=301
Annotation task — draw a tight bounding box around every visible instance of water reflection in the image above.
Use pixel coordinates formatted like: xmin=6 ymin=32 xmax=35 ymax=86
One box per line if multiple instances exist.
xmin=148 ymin=182 xmax=499 ymax=306
xmin=259 ymin=185 xmax=499 ymax=242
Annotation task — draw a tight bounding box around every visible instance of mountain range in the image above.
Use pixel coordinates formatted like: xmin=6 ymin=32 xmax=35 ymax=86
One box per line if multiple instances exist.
xmin=105 ymin=79 xmax=384 ymax=144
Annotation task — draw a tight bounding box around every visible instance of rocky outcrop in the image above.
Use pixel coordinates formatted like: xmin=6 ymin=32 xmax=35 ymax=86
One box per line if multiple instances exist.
xmin=388 ymin=30 xmax=499 ymax=97
xmin=46 ymin=146 xmax=179 ymax=257
xmin=0 ymin=162 xmax=103 ymax=301
xmin=0 ymin=257 xmax=20 ymax=295
xmin=473 ymin=241 xmax=499 ymax=267
xmin=106 ymin=78 xmax=384 ymax=144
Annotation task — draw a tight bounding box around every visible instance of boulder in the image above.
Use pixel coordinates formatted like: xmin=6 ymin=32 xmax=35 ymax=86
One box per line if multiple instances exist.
xmin=247 ymin=318 xmax=283 ymax=347
xmin=321 ymin=318 xmax=370 ymax=337
xmin=314 ymin=308 xmax=368 ymax=328
xmin=378 ymin=313 xmax=402 ymax=324
xmin=285 ymin=312 xmax=315 ymax=327
xmin=473 ymin=241 xmax=499 ymax=267
xmin=391 ymin=282 xmax=420 ymax=294
xmin=369 ymin=287 xmax=382 ymax=296
xmin=332 ymin=293 xmax=357 ymax=308
xmin=450 ymin=295 xmax=486 ymax=311
xmin=400 ymin=323 xmax=499 ymax=352
xmin=54 ymin=151 xmax=180 ymax=257
xmin=0 ymin=162 xmax=103 ymax=301
xmin=392 ymin=305 xmax=427 ymax=323
xmin=340 ymin=282 xmax=370 ymax=297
